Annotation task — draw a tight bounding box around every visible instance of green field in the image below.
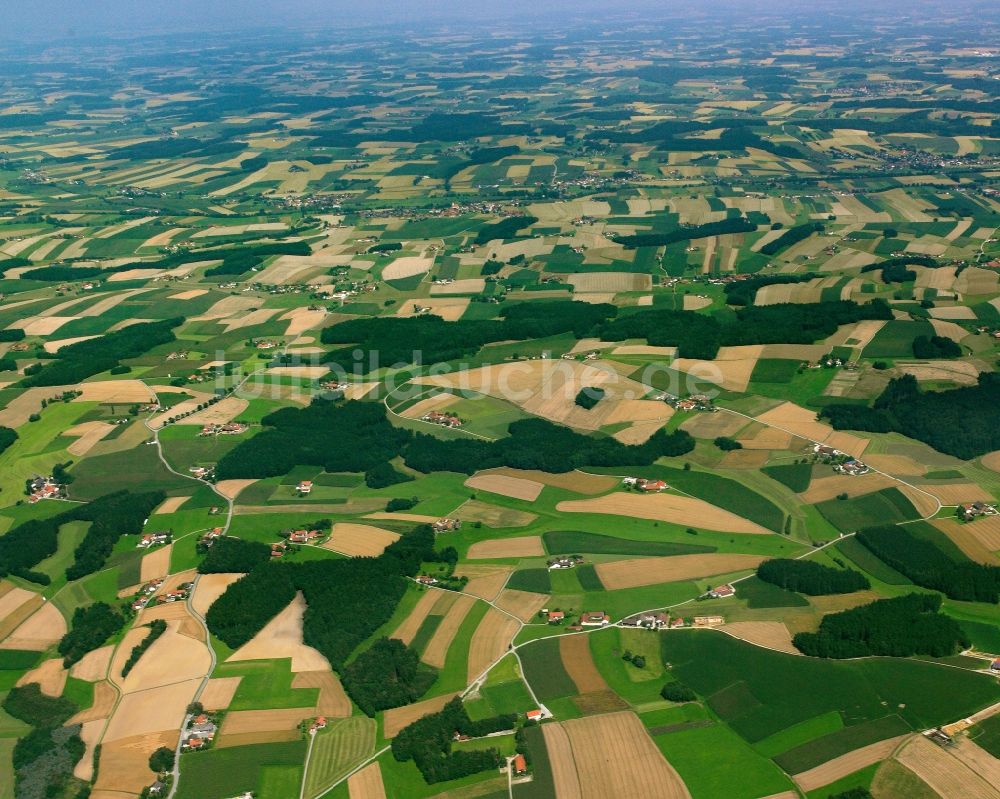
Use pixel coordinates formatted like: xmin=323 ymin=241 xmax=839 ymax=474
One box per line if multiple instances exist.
xmin=761 ymin=463 xmax=812 ymax=493
xmin=519 ymin=637 xmax=577 ymax=700
xmin=175 ymin=740 xmax=308 ymax=799
xmin=542 ymin=531 xmax=714 ymax=557
xmin=815 ymin=488 xmax=920 ymax=533
xmin=302 ymin=718 xmax=375 ymax=799
xmin=212 ymin=659 xmax=319 ymax=711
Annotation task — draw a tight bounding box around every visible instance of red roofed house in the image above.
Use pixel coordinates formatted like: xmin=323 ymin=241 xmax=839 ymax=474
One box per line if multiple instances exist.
xmin=710 ymin=584 xmax=736 ymax=599
xmin=525 ymin=709 xmax=542 ymax=722
xmin=639 ymin=480 xmax=667 ymax=492
xmin=296 ymin=480 xmax=313 ymax=495
xmin=580 ymin=611 xmax=610 ymax=627
xmin=512 ymin=754 xmax=527 ymax=776
xmin=991 ymin=658 xmax=1000 ymax=672
xmin=548 ymin=611 xmax=565 ymax=624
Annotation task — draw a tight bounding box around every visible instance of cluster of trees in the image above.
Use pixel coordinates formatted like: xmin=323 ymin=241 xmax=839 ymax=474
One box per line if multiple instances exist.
xmin=206 ymin=526 xmax=443 ymax=714
xmin=474 ymin=215 xmax=538 ymax=245
xmin=912 ymin=335 xmax=961 ymax=359
xmin=857 ymin=524 xmax=1000 ymax=602
xmin=758 ymin=222 xmax=823 ymax=256
xmin=822 ymin=373 xmax=1000 ymax=459
xmin=3 ymin=684 xmax=85 ymax=799
xmin=594 ymin=307 xmax=722 ymax=359
xmin=574 ymin=386 xmax=605 ymax=410
xmin=714 ymin=436 xmax=742 ymax=451
xmin=67 ymin=490 xmax=167 ymax=580
xmin=364 ymin=460 xmax=413 ymax=489
xmin=59 ymin=602 xmax=126 ymax=666
xmin=757 ymin=559 xmax=870 ymax=595
xmin=793 ymin=593 xmax=968 ymax=658
xmin=0 ymin=425 xmax=17 ymax=456
xmin=0 ymin=328 xmax=25 ymax=342
xmin=121 ymin=619 xmax=168 ymax=678
xmin=340 ymin=638 xmax=436 ymax=716
xmin=660 ymin=682 xmax=697 ymax=702
xmin=723 ymin=274 xmax=816 ymax=306
xmin=149 ymin=746 xmax=175 ymax=774
xmin=613 ymin=216 xmax=756 ymax=249
xmin=321 ymin=299 xmax=614 ymax=368
xmin=197 ymin=537 xmax=272 ymax=573
xmin=216 ymin=399 xmax=695 ymax=482
xmin=391 ymin=697 xmax=513 ymax=783
xmin=861 ymin=255 xmax=938 ymax=284
xmin=0 ymin=490 xmax=165 ymax=584
xmin=22 ymin=318 xmax=183 ymax=387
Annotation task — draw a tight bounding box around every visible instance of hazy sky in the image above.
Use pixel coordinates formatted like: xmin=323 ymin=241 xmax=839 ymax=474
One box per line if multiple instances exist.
xmin=0 ymin=0 xmax=988 ymax=42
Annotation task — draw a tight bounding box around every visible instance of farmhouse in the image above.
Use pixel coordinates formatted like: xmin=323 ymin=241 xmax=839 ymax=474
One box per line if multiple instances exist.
xmin=199 ymin=527 xmax=224 ymax=547
xmin=835 ymin=459 xmax=870 ymax=476
xmin=288 ymin=528 xmax=321 ymax=543
xmin=309 ymin=716 xmax=327 ymax=732
xmin=693 ymin=615 xmax=725 ymax=627
xmin=296 ymin=480 xmax=313 ymax=494
xmin=198 ymin=422 xmax=248 ymax=437
xmin=271 ymin=542 xmax=287 ymax=558
xmin=959 ymin=502 xmax=998 ymax=521
xmin=512 ymin=754 xmax=528 ymax=776
xmin=547 ymin=555 xmax=583 ymax=570
xmin=670 ymin=617 xmax=685 ymax=629
xmin=137 ymin=532 xmax=170 ymax=549
xmin=189 ymin=465 xmax=214 ymax=480
xmin=990 ymin=658 xmax=1000 ymax=672
xmin=814 ymin=444 xmax=843 ymax=458
xmin=708 ymin=584 xmax=736 ymax=599
xmin=623 ymin=612 xmax=670 ymax=630
xmin=580 ymin=611 xmax=610 ymax=627
xmin=623 ymin=477 xmax=668 ymax=492
xmin=28 ymin=476 xmax=63 ymax=503
xmin=433 ymin=518 xmax=462 ymax=533
xmin=547 ymin=611 xmax=565 ymax=624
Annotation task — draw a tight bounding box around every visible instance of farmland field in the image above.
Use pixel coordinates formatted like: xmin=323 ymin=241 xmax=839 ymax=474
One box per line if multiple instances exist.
xmin=1 ymin=6 xmax=1000 ymax=799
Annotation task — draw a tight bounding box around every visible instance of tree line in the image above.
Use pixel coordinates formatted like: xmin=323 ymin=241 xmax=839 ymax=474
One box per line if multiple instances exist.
xmin=757 ymin=558 xmax=870 ymax=595
xmin=0 ymin=489 xmax=165 ymax=584
xmin=59 ymin=602 xmax=126 ymax=666
xmin=613 ymin=216 xmax=757 ymax=249
xmin=21 ymin=318 xmax=183 ymax=387
xmin=120 ymin=619 xmax=168 ymax=678
xmin=822 ymin=373 xmax=1000 ymax=459
xmin=215 ymin=398 xmax=695 ymax=482
xmin=197 ymin=537 xmax=272 ymax=573
xmin=391 ymin=696 xmax=514 ymax=784
xmin=793 ymin=593 xmax=968 ymax=658
xmin=857 ymin=524 xmax=1000 ymax=603
xmin=340 ymin=638 xmax=437 ymax=716
xmin=758 ymin=222 xmax=824 ymax=256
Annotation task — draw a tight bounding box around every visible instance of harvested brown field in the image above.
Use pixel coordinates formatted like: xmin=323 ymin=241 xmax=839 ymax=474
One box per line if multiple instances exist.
xmin=982 ymin=451 xmax=1000 ymax=473
xmin=718 ymin=622 xmax=799 ymax=655
xmin=93 ymin=730 xmax=179 ymax=796
xmin=0 ymin=588 xmax=42 ymax=641
xmin=69 ymin=680 xmax=116 ymax=725
xmin=348 ymin=762 xmax=387 ymax=799
xmin=673 ymin=345 xmax=764 ymax=392
xmin=864 ymin=454 xmax=926 ymax=477
xmin=199 ymin=676 xmax=242 ymax=711
xmin=559 ymin=635 xmax=607 ymax=694
xmin=213 ymin=478 xmax=257 ymax=500
xmin=597 ymin=553 xmax=765 ymax=591
xmin=467 ymin=536 xmax=544 ymax=559
xmin=397 ymin=297 xmax=470 ymax=322
xmin=168 ymin=289 xmax=208 ymax=300
xmin=896 ymin=734 xmax=1000 ymax=799
xmin=899 ymin=360 xmax=980 ymax=385
xmin=453 ymin=500 xmax=537 ymax=529
xmin=953 ymin=516 xmax=1000 ymax=551
xmin=756 ymin=401 xmax=833 ymax=443
xmin=292 ymin=669 xmax=351 ymax=717
xmin=572 ymin=690 xmax=629 ymax=716
xmin=800 ymin=473 xmax=897 ymax=504
xmin=422 ymin=594 xmax=476 ymax=669
xmin=0 ymin=387 xmax=73 ymax=427
xmin=280 ymin=307 xmax=327 ymax=337
xmin=918 ymin=481 xmax=992 ymax=504
xmin=794 ymin=736 xmax=909 ymax=792
xmin=543 ymin=724 xmax=583 ymax=799
xmin=456 ymin=565 xmax=513 ymax=602
xmin=382 ymin=692 xmax=459 ymax=738
xmin=720 ymin=449 xmax=770 ymax=469
xmin=931 ymin=519 xmax=998 ymax=564
xmin=119 ymin=619 xmax=211 ymax=693
xmin=103 ymin=679 xmax=202 ymax=742
xmin=401 ymin=392 xmax=459 ymax=420
xmin=613 ymin=419 xmax=670 ymax=445
xmin=0 ymin=600 xmax=67 ymax=650
xmin=948 ymin=737 xmax=1000 ymax=791
xmin=557 ymin=493 xmax=771 ymax=535
xmin=75 ymin=379 xmax=155 ymax=403
xmin=464 ymin=468 xmax=617 ymax=496
xmin=464 ymin=473 xmax=544 ymax=502
xmin=17 ymin=657 xmax=68 ymax=696
xmin=610 ymin=344 xmax=676 ymax=357
xmin=64 ymin=421 xmax=114 ymax=456
xmin=567 ymin=273 xmax=652 ymax=293
xmin=191 ymin=573 xmax=242 ymax=617
xmin=181 ymin=396 xmax=249 ymax=427
xmin=227 ymin=593 xmax=331 ymax=671
xmin=737 ymin=426 xmax=795 ymax=450
xmin=70 ymin=645 xmax=113 ymax=681
xmin=467 ymin=608 xmax=520 ymax=683
xmin=218 ymin=708 xmax=311 ymax=747
xmin=153 ymin=495 xmax=190 ymax=514
xmin=391 ymin=589 xmax=443 ymax=646
xmin=604 ymin=399 xmax=675 ymax=426
xmin=74 ymin=719 xmax=104 ymax=781
xmin=680 ymin=412 xmax=749 ymax=440
xmin=870 ymin=760 xmax=940 ymax=799
xmin=139 ymin=544 xmax=172 ymax=583
xmin=552 ymin=711 xmax=692 ymax=799
xmin=325 ymin=523 xmax=401 ymax=557
xmin=898 ymin=486 xmax=944 ymax=519
xmin=430 ymin=278 xmax=486 ymax=295
xmin=383 ymin=256 xmax=434 ymax=281
xmin=495 ymin=589 xmax=548 ymax=622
